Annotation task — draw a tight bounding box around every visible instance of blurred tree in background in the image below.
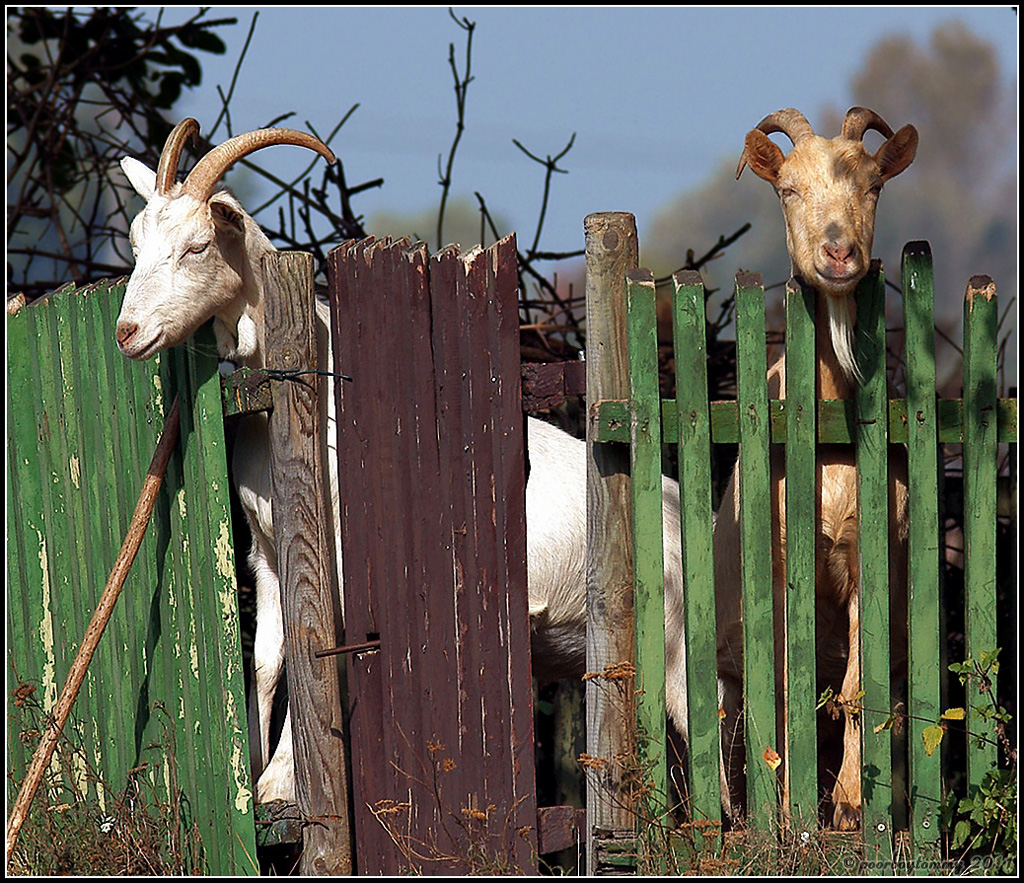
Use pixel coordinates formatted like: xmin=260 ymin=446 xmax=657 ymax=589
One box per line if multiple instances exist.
xmin=7 ymin=7 xmax=374 ymax=300
xmin=7 ymin=8 xmax=233 ymax=296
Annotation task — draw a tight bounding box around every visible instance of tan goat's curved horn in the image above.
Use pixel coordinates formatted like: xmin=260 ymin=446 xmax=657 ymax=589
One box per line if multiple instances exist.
xmin=736 ymin=108 xmax=815 ymax=179
xmin=182 ymin=128 xmax=337 ymax=203
xmin=840 ymin=107 xmax=895 ymax=142
xmin=754 ymin=108 xmax=816 ymax=145
xmin=156 ymin=118 xmax=201 ymax=195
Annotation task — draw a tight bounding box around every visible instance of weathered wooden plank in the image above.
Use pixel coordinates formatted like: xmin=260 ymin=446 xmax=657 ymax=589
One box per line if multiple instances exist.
xmin=536 ymin=805 xmax=585 ymax=855
xmin=469 ymin=236 xmax=537 ymax=869
xmin=670 ymin=271 xmax=720 ymax=834
xmin=329 ymin=237 xmax=390 ymax=872
xmin=962 ymin=274 xmax=999 ymax=788
xmin=584 ymin=212 xmax=640 ymax=873
xmin=7 ymin=282 xmax=256 ymax=875
xmin=263 ymin=251 xmax=351 ymax=875
xmin=853 ymin=263 xmax=893 ymax=863
xmin=429 ymin=237 xmax=538 ymax=873
xmin=330 ymin=236 xmax=536 ymax=875
xmin=782 ymin=277 xmax=818 ymax=827
xmin=521 ymin=360 xmax=586 ymax=410
xmin=626 ymin=270 xmax=668 ymax=850
xmin=902 ymin=242 xmax=942 ymax=849
xmin=733 ymin=272 xmax=778 ymax=826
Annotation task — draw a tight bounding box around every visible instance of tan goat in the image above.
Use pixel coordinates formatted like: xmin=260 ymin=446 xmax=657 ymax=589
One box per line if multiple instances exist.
xmin=716 ymin=107 xmax=916 ymax=829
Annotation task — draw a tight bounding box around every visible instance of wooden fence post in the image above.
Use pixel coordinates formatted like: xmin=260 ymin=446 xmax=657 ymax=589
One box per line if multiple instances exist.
xmin=584 ymin=212 xmax=639 ymax=873
xmin=263 ymin=252 xmax=352 ymax=875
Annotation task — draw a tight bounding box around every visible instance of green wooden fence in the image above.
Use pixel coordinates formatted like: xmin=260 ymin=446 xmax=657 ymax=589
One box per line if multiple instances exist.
xmin=7 ymin=280 xmax=257 ymax=875
xmin=591 ymin=241 xmax=1016 ymax=867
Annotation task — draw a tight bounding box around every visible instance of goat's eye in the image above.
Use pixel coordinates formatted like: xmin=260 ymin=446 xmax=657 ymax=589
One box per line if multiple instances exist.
xmin=185 ymin=242 xmax=210 ymax=256
xmin=779 ymin=187 xmax=799 ymax=202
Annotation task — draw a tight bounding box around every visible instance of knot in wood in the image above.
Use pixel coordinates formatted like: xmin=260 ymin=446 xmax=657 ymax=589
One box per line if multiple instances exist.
xmin=277 ymin=344 xmax=303 ymax=372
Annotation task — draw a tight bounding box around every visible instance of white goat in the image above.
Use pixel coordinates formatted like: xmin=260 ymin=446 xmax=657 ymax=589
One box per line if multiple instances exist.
xmin=116 ymin=120 xmax=688 ymax=803
xmin=717 ymin=107 xmax=916 ymax=829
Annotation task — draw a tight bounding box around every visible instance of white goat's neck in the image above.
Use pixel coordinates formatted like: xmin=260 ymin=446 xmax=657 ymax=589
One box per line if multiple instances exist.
xmin=215 ymin=217 xmax=273 ymax=370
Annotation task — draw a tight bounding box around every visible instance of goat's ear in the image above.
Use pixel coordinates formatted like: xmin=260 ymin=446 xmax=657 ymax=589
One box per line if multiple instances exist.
xmin=120 ymin=157 xmax=157 ymax=201
xmin=737 ymin=129 xmax=785 ymax=184
xmin=876 ymin=124 xmax=918 ymax=182
xmin=210 ymin=194 xmax=246 ymax=235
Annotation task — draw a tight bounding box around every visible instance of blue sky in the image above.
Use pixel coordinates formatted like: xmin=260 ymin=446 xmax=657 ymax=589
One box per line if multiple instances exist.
xmin=166 ymin=6 xmax=1018 ymax=255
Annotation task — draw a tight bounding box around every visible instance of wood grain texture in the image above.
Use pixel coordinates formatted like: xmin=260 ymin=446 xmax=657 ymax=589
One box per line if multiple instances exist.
xmin=583 ymin=212 xmax=639 ymax=872
xmin=330 ymin=236 xmax=537 ymax=875
xmin=263 ymin=251 xmax=352 ymax=875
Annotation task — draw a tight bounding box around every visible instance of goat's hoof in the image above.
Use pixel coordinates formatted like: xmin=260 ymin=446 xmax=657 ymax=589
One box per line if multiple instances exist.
xmin=832 ymin=801 xmax=861 ymax=831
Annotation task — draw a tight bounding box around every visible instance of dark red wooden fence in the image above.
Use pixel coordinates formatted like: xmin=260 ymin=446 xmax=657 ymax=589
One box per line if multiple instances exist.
xmin=328 ymin=235 xmax=539 ymax=875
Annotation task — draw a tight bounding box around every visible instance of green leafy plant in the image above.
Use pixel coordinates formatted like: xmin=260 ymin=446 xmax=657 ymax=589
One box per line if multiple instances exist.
xmin=939 ymin=650 xmax=1017 ymax=874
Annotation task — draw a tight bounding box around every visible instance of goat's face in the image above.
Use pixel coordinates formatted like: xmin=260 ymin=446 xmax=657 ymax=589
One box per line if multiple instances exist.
xmin=738 ymin=108 xmax=918 ymax=300
xmin=115 ymin=119 xmax=335 ymax=362
xmin=117 ymin=164 xmax=251 ymax=360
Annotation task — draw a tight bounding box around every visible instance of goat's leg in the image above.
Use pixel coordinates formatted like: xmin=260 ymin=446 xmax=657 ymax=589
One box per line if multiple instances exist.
xmin=248 ymin=531 xmax=285 ymax=771
xmin=719 ymin=671 xmax=746 ymax=824
xmin=832 ymin=594 xmax=862 ymax=829
xmin=257 ymin=709 xmax=295 ymax=803
xmin=251 ymin=540 xmax=297 ymax=803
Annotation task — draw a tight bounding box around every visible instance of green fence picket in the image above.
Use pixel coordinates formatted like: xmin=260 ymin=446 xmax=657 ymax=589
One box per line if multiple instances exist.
xmin=626 ymin=270 xmax=669 ymax=838
xmin=782 ymin=277 xmax=819 ymax=827
xmin=734 ymin=272 xmax=778 ymax=826
xmin=903 ymin=242 xmax=943 ymax=852
xmin=962 ymin=275 xmax=999 ymax=787
xmin=854 ymin=263 xmax=894 ymax=863
xmin=671 ymin=271 xmax=721 ymax=835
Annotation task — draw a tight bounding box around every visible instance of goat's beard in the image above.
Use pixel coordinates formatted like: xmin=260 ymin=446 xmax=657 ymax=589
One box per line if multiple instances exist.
xmin=827 ymin=295 xmax=862 ymax=385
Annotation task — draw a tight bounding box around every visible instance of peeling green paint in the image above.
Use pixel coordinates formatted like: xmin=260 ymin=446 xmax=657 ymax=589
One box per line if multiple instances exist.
xmin=35 ymin=528 xmax=57 ymax=711
xmin=8 ymin=293 xmax=257 ymax=874
xmin=216 ymin=521 xmax=236 ymax=612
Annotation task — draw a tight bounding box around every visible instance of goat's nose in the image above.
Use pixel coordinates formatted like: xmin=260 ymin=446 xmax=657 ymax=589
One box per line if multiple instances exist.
xmin=116 ymin=322 xmax=138 ymax=348
xmin=823 ymin=242 xmax=856 ymax=265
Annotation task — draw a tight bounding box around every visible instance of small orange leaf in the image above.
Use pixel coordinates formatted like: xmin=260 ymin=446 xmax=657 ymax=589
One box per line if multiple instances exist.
xmin=763 ymin=746 xmax=782 ymax=771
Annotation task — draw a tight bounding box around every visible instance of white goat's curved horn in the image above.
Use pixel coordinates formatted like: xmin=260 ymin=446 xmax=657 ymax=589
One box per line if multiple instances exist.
xmin=840 ymin=107 xmax=895 ymax=142
xmin=754 ymin=108 xmax=816 ymax=145
xmin=182 ymin=128 xmax=337 ymax=203
xmin=156 ymin=118 xmax=201 ymax=195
